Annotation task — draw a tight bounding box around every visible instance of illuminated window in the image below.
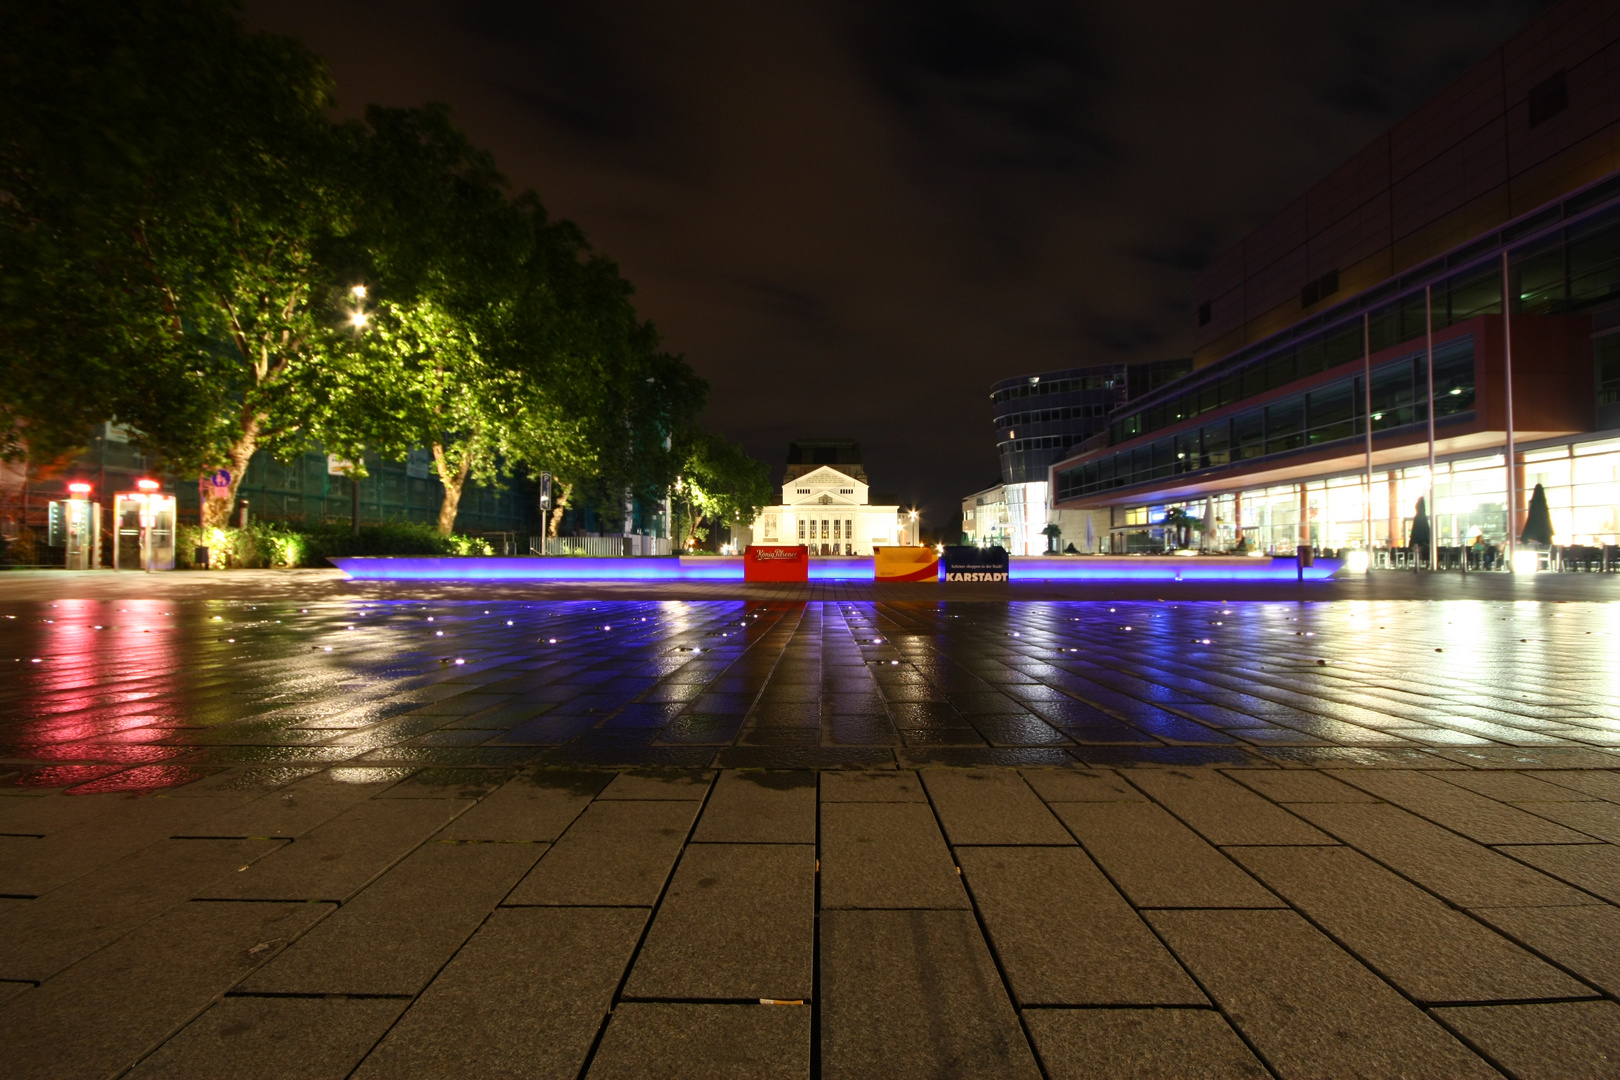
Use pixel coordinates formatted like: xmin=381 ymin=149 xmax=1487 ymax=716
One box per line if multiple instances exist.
xmin=797 ymin=519 xmax=805 ymax=539
xmin=834 ymin=519 xmax=842 ymax=539
xmin=845 ymin=519 xmax=853 ymax=539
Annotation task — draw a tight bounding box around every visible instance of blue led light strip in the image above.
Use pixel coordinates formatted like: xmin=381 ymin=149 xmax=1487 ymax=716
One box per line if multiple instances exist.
xmin=330 ymin=555 xmax=1342 ymax=583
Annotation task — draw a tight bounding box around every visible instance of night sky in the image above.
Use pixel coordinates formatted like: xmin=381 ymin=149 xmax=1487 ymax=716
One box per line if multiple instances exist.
xmin=248 ymin=1 xmax=1549 ymax=523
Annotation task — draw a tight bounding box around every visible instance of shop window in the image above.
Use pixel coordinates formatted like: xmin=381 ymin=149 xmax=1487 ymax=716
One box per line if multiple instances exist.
xmin=1598 ymin=334 xmax=1620 ymax=405
xmin=1265 ymin=398 xmax=1305 ymax=454
xmin=1234 ymin=410 xmax=1265 ymax=460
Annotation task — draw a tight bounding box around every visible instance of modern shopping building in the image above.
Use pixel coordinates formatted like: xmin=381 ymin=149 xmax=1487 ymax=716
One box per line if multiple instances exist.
xmin=1049 ymin=0 xmax=1620 ymax=559
xmin=984 ymin=360 xmax=1190 ymax=553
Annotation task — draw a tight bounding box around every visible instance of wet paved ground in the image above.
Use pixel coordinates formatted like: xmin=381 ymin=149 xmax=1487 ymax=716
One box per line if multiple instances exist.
xmin=4 ymin=573 xmax=1620 ymax=1076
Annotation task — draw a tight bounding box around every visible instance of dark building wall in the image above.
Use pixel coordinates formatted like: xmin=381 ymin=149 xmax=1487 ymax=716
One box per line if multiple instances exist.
xmin=1194 ymin=0 xmax=1620 ymax=367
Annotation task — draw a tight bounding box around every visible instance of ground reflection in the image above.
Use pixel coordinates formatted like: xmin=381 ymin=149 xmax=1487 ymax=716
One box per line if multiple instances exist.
xmin=1 ymin=598 xmax=1615 ymax=791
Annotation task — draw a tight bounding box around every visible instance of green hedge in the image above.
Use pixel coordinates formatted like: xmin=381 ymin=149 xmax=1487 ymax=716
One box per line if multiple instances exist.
xmin=177 ymin=522 xmax=493 ymax=569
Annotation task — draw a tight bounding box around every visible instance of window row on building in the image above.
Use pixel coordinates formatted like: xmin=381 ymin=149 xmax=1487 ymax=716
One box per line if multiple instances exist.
xmin=1096 ymin=434 xmax=1620 ymax=556
xmin=990 ymin=374 xmax=1119 ymax=404
xmin=995 ymin=404 xmax=1110 ymax=431
xmin=1057 ymin=338 xmax=1477 ymax=500
xmin=1110 ymin=193 xmax=1620 ymax=446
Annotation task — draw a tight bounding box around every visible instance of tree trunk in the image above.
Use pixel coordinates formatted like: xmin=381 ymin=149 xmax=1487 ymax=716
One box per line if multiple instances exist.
xmin=432 ymin=441 xmax=472 ymax=536
xmin=200 ymin=414 xmax=262 ymax=530
xmin=548 ymin=481 xmax=572 ymax=538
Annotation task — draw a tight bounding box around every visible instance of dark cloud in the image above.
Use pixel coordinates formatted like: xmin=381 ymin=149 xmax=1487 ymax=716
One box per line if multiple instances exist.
xmin=247 ymin=0 xmax=1551 ymax=519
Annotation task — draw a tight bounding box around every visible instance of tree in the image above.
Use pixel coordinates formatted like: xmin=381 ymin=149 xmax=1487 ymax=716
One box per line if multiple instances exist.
xmin=1521 ymin=482 xmax=1554 ymax=547
xmin=671 ymin=433 xmax=771 ymax=550
xmin=1161 ymin=507 xmax=1202 ymax=550
xmin=337 ymin=105 xmax=706 ymax=535
xmin=1041 ymin=522 xmax=1062 ymax=554
xmin=0 ymin=0 xmax=361 ymax=525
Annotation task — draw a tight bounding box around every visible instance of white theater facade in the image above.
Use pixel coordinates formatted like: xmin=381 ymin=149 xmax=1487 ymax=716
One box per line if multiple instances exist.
xmin=751 ymin=466 xmax=912 ymax=555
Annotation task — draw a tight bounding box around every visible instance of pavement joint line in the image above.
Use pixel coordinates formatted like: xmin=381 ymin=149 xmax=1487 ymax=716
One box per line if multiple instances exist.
xmin=1032 ymin=766 xmax=1288 ymax=1077
xmin=921 ymin=769 xmax=1048 ymax=1076
xmin=571 ymin=769 xmax=720 ymax=1080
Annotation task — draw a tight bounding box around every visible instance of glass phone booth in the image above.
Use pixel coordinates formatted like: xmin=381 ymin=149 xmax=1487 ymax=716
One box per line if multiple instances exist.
xmin=113 ymin=486 xmax=176 ymax=571
xmin=47 ymin=494 xmax=101 ymax=570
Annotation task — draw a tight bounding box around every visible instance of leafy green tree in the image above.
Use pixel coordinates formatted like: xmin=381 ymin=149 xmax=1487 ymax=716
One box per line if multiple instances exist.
xmin=672 ymin=433 xmax=771 ymax=550
xmin=337 ymin=105 xmax=706 ymax=535
xmin=0 ymin=0 xmax=361 ymax=525
xmin=1161 ymin=507 xmax=1202 ymax=550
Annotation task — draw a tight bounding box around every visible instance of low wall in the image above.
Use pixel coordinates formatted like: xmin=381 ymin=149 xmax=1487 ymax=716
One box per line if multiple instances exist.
xmin=330 ymin=554 xmax=1342 ymax=582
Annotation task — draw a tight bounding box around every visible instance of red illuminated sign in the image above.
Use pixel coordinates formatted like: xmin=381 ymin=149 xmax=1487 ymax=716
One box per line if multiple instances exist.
xmin=744 ymin=545 xmax=809 ymax=582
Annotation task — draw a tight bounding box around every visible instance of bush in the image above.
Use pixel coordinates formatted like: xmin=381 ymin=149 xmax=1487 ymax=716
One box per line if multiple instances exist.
xmin=177 ymin=521 xmax=304 ymax=568
xmin=178 ymin=521 xmax=494 ymax=568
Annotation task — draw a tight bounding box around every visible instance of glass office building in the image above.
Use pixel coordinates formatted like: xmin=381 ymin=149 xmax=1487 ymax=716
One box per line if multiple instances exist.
xmin=1051 ymin=0 xmax=1620 ymax=558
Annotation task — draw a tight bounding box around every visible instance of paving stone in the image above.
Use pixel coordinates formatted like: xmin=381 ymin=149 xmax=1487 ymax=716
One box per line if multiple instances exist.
xmin=820 ymin=908 xmax=1039 ymax=1080
xmin=0 ymin=978 xmax=30 ymax=1006
xmin=818 ymin=770 xmax=923 ymax=802
xmin=819 ymin=801 xmax=968 ymax=909
xmin=0 ymin=899 xmax=332 ymax=1080
xmin=1149 ymin=909 xmax=1499 ymax=1080
xmin=957 ymin=846 xmax=1203 ymax=1006
xmin=1435 ymin=1001 xmax=1620 ymax=1080
xmin=505 ymin=799 xmax=700 ymax=906
xmin=0 ymin=791 xmax=124 ymax=834
xmin=691 ymin=770 xmax=816 ymax=843
xmin=200 ymin=797 xmax=471 ymax=902
xmin=0 ymin=837 xmax=284 ymax=981
xmin=598 ymin=770 xmax=715 ymax=800
xmin=1510 ymin=799 xmax=1620 ymax=842
xmin=1333 ymin=771 xmax=1593 ymax=844
xmin=243 ymin=841 xmax=544 ymax=994
xmin=1535 ymin=770 xmax=1620 ymax=802
xmin=1124 ymin=768 xmax=1333 ymax=845
xmin=1019 ymin=768 xmax=1144 ymax=802
xmin=1500 ymin=843 xmax=1620 ymax=903
xmin=1051 ymin=802 xmax=1279 ymax=908
xmin=920 ymin=769 xmax=1073 ymax=845
xmin=587 ymin=1003 xmax=809 ymax=1079
xmin=1472 ymin=904 xmax=1620 ymax=996
xmin=1221 ymin=767 xmax=1377 ymax=803
xmin=625 ymin=843 xmax=812 ymax=1001
xmin=434 ymin=770 xmax=606 ymax=841
xmin=352 ymin=906 xmax=645 ymax=1080
xmin=1024 ymin=1008 xmax=1267 ymax=1080
xmin=1435 ymin=771 xmax=1600 ymax=803
xmin=1230 ymin=845 xmax=1590 ymax=1003
xmin=185 ymin=769 xmax=407 ymax=838
xmin=1290 ymin=803 xmax=1594 ymax=908
xmin=0 ymin=795 xmax=246 ymax=896
xmin=126 ymin=996 xmax=408 ymax=1079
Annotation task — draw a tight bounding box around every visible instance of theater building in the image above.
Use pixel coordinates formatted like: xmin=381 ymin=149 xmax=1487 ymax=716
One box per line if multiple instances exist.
xmin=750 ymin=440 xmax=913 ymax=555
xmin=1049 ymin=0 xmax=1620 ymax=559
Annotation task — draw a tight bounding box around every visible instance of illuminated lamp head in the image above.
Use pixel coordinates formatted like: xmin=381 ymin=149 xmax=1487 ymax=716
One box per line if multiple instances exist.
xmin=67 ymin=482 xmax=92 ymax=495
xmin=136 ymin=478 xmax=159 ymax=492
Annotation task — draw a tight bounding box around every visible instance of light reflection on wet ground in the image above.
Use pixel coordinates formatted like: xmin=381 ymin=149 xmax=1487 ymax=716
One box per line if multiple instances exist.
xmin=3 ymin=598 xmax=1618 ymax=792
